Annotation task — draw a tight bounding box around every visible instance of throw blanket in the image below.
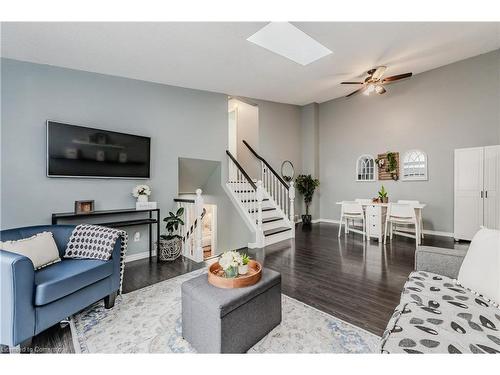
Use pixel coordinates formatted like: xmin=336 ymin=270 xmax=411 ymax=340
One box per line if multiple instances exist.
xmin=64 ymin=224 xmax=128 ymax=294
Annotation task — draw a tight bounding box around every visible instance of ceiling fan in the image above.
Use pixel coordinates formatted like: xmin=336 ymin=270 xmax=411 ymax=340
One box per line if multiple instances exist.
xmin=341 ymin=66 xmax=412 ymax=98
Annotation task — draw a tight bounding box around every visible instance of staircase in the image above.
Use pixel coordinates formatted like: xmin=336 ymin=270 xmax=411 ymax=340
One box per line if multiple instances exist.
xmin=174 ymin=189 xmax=205 ymax=262
xmin=226 ymin=143 xmax=295 ymax=248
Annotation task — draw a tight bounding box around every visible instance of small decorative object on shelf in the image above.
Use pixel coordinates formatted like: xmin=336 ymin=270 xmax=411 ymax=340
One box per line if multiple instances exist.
xmin=378 ymin=185 xmax=389 ymax=203
xmin=132 ymin=184 xmax=151 ymax=203
xmin=158 ymin=207 xmax=184 ymax=261
xmin=136 ymin=201 xmax=158 ymax=210
xmin=208 ymin=252 xmax=262 ymax=289
xmin=74 ymin=200 xmax=95 ymax=214
xmin=295 ymin=174 xmax=320 ymax=225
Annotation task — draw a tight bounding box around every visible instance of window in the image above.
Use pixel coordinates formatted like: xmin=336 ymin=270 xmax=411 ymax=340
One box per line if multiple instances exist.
xmin=402 ymin=150 xmax=428 ymax=181
xmin=356 ymin=155 xmax=376 ymax=181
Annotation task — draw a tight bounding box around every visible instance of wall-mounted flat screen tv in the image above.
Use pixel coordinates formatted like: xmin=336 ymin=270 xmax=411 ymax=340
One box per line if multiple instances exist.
xmin=47 ymin=121 xmax=151 ymax=179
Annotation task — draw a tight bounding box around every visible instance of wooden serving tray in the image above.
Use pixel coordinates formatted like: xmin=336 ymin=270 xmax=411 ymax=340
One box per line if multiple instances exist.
xmin=208 ymin=260 xmax=262 ymax=289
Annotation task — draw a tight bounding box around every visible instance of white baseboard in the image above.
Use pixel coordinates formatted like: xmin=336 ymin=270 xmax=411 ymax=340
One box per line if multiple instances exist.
xmin=125 ymin=250 xmax=157 ymax=263
xmin=315 ymin=219 xmax=454 ymax=238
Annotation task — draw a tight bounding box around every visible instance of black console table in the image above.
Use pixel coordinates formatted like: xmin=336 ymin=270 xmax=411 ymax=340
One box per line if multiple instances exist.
xmin=52 ymin=208 xmax=160 ymax=261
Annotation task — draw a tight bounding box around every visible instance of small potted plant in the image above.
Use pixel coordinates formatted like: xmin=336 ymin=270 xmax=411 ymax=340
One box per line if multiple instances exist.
xmin=158 ymin=207 xmax=184 ymax=261
xmin=295 ymin=174 xmax=320 ymax=225
xmin=219 ymin=251 xmax=243 ymax=278
xmin=238 ymin=254 xmax=251 ymax=275
xmin=132 ymin=184 xmax=151 ymax=203
xmin=378 ymin=185 xmax=389 ymax=203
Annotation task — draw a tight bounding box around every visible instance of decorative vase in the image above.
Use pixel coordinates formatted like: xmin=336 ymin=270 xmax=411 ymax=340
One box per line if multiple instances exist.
xmin=158 ymin=237 xmax=181 ymax=261
xmin=224 ymin=266 xmax=239 ymax=278
xmin=238 ymin=264 xmax=249 ymax=275
xmin=138 ymin=195 xmax=148 ymax=203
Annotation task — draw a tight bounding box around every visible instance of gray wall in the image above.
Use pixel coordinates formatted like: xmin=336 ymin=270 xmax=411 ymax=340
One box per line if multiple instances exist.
xmin=0 ymin=58 xmax=252 ymax=256
xmin=230 ymin=99 xmax=260 ymax=179
xmin=201 ymin=165 xmax=253 ymax=254
xmin=255 ymin=98 xmax=303 ymax=216
xmin=300 ymin=103 xmax=320 ymax=219
xmin=318 ymin=50 xmax=500 ymax=233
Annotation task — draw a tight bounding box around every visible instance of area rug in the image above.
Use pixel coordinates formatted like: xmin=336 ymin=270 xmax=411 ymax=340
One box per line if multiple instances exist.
xmin=71 ymin=269 xmax=380 ymax=353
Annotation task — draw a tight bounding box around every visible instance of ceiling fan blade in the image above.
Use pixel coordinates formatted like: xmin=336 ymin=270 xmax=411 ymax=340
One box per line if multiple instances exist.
xmin=341 ymin=81 xmax=364 ymax=85
xmin=382 ymin=72 xmax=412 ymax=83
xmin=372 ymin=66 xmax=387 ymax=81
xmin=346 ymin=87 xmax=365 ymax=98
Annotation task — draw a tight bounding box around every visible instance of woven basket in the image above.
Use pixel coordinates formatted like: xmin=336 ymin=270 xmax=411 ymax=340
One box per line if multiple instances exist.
xmin=157 ymin=238 xmax=181 ymax=261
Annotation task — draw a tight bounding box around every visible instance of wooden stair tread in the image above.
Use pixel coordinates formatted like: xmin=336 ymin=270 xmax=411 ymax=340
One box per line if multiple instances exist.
xmin=248 ymin=207 xmax=276 ymax=213
xmin=241 ymin=198 xmax=269 ymax=202
xmin=258 ymin=216 xmax=283 ymax=224
xmin=264 ymin=227 xmax=291 ymax=236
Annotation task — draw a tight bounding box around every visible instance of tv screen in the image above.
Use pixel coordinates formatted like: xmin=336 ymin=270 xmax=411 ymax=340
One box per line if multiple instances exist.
xmin=47 ymin=121 xmax=151 ymax=178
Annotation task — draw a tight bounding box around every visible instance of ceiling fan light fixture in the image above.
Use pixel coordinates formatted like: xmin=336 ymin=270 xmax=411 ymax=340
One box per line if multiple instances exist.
xmin=364 ymin=84 xmax=375 ymax=95
xmin=375 ymin=85 xmax=385 ymax=94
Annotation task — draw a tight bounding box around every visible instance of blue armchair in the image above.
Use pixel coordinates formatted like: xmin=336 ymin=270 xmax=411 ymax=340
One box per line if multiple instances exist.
xmin=0 ymin=225 xmax=122 ymax=347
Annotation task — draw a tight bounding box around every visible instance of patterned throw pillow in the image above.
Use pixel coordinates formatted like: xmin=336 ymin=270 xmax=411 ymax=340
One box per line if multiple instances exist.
xmin=64 ymin=224 xmax=120 ymax=261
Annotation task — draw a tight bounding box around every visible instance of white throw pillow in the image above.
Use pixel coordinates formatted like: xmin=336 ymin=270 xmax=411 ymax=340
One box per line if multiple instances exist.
xmin=0 ymin=231 xmax=61 ymax=270
xmin=457 ymin=227 xmax=500 ymax=305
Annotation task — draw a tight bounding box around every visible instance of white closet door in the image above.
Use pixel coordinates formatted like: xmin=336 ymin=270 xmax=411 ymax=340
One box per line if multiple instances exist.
xmin=454 ymin=147 xmax=484 ymax=240
xmin=484 ymin=145 xmax=500 ymax=230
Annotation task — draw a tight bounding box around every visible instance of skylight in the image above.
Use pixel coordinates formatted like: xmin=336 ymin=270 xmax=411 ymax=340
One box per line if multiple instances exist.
xmin=247 ymin=22 xmax=332 ymax=66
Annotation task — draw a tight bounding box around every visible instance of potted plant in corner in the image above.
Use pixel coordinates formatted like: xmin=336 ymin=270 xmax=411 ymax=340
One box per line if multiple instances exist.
xmin=295 ymin=174 xmax=320 ymax=226
xmin=158 ymin=207 xmax=184 ymax=261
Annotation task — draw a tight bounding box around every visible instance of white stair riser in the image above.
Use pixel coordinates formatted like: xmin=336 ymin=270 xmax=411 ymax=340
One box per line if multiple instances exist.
xmin=264 ymin=230 xmax=293 ymax=246
xmin=262 ymin=219 xmax=285 ymax=231
xmin=242 ymin=201 xmax=274 ymax=210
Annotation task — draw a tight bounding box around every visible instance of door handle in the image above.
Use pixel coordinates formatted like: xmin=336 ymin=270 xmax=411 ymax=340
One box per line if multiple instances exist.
xmin=481 ymin=191 xmax=484 ymax=198
xmin=485 ymin=190 xmax=488 ymax=198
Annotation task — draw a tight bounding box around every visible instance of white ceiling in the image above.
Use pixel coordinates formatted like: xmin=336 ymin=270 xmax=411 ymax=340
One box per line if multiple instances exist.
xmin=2 ymin=22 xmax=499 ymax=105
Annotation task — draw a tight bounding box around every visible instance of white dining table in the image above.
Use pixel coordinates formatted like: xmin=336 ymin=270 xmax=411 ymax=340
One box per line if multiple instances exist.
xmin=335 ymin=201 xmax=426 ymax=244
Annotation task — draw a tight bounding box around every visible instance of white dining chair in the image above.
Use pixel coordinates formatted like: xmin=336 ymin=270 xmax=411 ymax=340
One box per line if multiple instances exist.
xmin=397 ymin=200 xmax=424 ymax=240
xmin=338 ymin=201 xmax=366 ymax=241
xmin=384 ymin=203 xmax=419 ymax=248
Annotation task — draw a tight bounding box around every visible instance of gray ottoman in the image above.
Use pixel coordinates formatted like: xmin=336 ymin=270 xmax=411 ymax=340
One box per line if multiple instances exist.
xmin=181 ymin=268 xmax=281 ymax=353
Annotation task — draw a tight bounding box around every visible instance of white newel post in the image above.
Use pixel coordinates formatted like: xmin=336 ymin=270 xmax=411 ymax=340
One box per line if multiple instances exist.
xmin=289 ymin=181 xmax=295 ymax=237
xmin=195 ymin=189 xmax=204 ymax=262
xmin=256 ymin=180 xmax=265 ymax=247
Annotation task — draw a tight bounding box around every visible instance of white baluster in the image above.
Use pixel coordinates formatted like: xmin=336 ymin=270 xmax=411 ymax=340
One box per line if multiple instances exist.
xmin=195 ymin=189 xmax=204 ymax=262
xmin=289 ymin=181 xmax=295 ymax=237
xmin=256 ymin=180 xmax=264 ymax=247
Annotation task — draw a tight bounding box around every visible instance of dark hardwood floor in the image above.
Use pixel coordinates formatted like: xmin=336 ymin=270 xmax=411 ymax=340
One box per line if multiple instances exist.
xmin=4 ymin=222 xmax=468 ymax=353
xmin=249 ymin=223 xmax=466 ymax=335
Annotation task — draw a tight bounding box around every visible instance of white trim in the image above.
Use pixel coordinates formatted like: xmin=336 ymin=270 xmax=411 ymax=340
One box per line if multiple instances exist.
xmin=125 ymin=249 xmax=157 ymax=263
xmin=315 ymin=219 xmax=453 ymax=238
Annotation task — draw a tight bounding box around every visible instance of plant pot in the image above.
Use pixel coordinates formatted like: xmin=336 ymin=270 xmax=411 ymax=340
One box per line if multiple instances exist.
xmin=238 ymin=264 xmax=249 ymax=275
xmin=224 ymin=266 xmax=239 ymax=278
xmin=157 ymin=237 xmax=181 ymax=261
xmin=381 ymin=197 xmax=389 ymax=203
xmin=137 ymin=195 xmax=148 ymax=203
xmin=302 ymin=214 xmax=312 ymax=225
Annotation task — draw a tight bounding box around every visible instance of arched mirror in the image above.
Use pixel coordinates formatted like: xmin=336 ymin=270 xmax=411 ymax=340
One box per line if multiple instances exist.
xmin=281 ymin=160 xmax=295 ymax=182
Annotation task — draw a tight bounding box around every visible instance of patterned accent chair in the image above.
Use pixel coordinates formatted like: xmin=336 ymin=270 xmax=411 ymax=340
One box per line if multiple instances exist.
xmin=0 ymin=225 xmax=122 ymax=348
